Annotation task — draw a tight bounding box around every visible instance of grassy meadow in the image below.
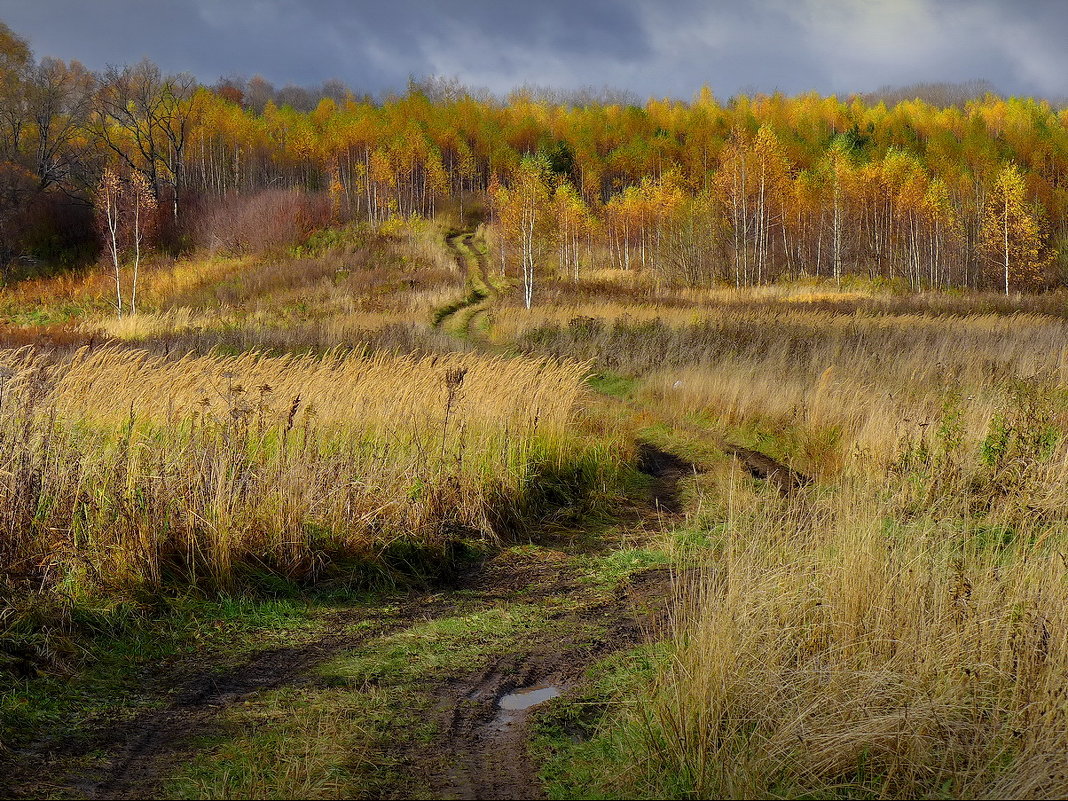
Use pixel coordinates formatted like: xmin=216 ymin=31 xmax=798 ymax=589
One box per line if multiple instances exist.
xmin=514 ymin=278 xmax=1068 ymax=799
xmin=4 ymin=215 xmax=1068 ymax=799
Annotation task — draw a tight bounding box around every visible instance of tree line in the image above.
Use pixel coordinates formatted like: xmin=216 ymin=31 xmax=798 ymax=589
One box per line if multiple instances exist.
xmin=0 ymin=20 xmax=1063 ymax=299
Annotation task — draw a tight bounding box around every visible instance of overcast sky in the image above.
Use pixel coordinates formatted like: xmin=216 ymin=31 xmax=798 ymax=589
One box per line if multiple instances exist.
xmin=1 ymin=0 xmax=1065 ymax=100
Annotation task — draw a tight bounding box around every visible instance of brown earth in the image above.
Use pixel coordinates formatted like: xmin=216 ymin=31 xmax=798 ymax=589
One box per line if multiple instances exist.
xmin=720 ymin=442 xmax=811 ymax=493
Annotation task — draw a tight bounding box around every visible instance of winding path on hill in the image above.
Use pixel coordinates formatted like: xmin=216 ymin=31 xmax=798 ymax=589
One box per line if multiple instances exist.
xmin=438 ymin=226 xmax=510 ymax=341
xmin=434 ymin=229 xmax=494 ymax=337
xmin=3 ymin=227 xmax=806 ymax=801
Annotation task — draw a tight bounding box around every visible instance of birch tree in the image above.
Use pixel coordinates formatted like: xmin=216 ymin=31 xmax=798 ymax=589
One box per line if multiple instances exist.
xmin=514 ymin=156 xmax=553 ymax=309
xmin=96 ymin=167 xmax=124 ymax=314
xmin=95 ymin=168 xmax=158 ymax=315
xmin=981 ymin=163 xmax=1053 ymax=294
xmin=490 ymin=156 xmax=553 ymax=309
xmin=128 ymin=172 xmax=157 ymax=314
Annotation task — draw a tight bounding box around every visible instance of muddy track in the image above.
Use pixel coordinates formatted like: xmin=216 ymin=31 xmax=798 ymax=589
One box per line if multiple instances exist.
xmin=438 ymin=229 xmax=500 ymax=340
xmin=676 ymin=426 xmax=810 ymax=493
xmin=462 ymin=232 xmax=496 ymax=298
xmin=435 ymin=231 xmax=490 ymax=332
xmin=88 ymin=637 xmax=361 ymax=800
xmin=5 ymin=446 xmax=697 ymax=801
xmin=417 ymin=446 xmax=695 ymax=801
xmin=629 ymin=411 xmax=811 ymax=494
xmin=638 ymin=441 xmax=699 ymax=513
xmin=719 ymin=443 xmax=811 ymax=493
xmin=586 ymin=379 xmax=813 ymax=498
xmin=429 ymin=569 xmax=674 ymax=801
xmin=4 ymin=595 xmax=460 ymax=800
xmin=460 ymin=233 xmax=495 ymax=339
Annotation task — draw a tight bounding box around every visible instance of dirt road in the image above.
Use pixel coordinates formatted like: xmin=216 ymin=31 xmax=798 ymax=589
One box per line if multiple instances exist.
xmin=4 ymin=444 xmax=695 ymax=801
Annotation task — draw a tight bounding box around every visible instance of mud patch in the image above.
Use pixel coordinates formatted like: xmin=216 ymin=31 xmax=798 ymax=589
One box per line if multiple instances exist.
xmin=456 ymin=547 xmax=578 ymax=599
xmin=637 ymin=442 xmax=698 ymax=513
xmin=426 ymin=565 xmax=675 ymax=801
xmin=722 ymin=443 xmax=811 ymax=493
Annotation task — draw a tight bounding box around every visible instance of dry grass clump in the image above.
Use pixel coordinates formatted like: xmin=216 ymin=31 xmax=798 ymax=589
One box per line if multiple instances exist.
xmin=510 ymin=299 xmax=1068 ymax=477
xmin=94 ymin=307 xmax=434 ymax=344
xmin=516 ymin=306 xmax=1068 ymax=378
xmin=146 ymin=320 xmax=463 ymax=360
xmin=645 ymin=426 xmax=1068 ymax=798
xmin=0 ymin=345 xmax=622 ymax=603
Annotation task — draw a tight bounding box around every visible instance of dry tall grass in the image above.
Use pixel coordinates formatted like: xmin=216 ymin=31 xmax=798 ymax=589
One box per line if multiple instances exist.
xmin=493 ymin=281 xmax=1068 ymax=798
xmin=545 ymin=293 xmax=1068 ymax=798
xmin=642 ymin=312 xmax=1068 ymax=476
xmin=0 ymin=345 xmax=621 ymax=601
xmin=648 ymin=439 xmax=1068 ymax=798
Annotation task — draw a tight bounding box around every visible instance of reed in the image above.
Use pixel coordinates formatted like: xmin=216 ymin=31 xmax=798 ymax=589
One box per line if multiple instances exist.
xmin=647 ymin=449 xmax=1068 ymax=798
xmin=0 ymin=345 xmax=625 ymax=603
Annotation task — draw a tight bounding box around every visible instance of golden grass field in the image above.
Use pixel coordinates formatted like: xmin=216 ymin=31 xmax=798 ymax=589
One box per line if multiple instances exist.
xmin=5 ymin=218 xmax=1068 ymax=798
xmin=0 ymin=343 xmax=616 ymax=594
xmin=503 ymin=274 xmax=1068 ymax=798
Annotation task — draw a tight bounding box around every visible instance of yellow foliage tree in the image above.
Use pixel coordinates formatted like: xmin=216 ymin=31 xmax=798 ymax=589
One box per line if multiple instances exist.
xmin=981 ymin=163 xmax=1053 ymax=294
xmin=489 ymin=157 xmax=554 ymax=308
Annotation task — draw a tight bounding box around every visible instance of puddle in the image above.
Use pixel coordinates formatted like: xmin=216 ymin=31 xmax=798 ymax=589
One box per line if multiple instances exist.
xmin=498 ymin=684 xmax=561 ymax=711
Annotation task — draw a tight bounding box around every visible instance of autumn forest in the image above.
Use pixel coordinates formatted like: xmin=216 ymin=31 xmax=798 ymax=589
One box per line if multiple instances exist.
xmin=0 ymin=21 xmax=1063 ymax=297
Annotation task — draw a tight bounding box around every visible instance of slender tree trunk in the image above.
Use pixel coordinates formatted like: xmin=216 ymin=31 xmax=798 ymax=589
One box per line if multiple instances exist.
xmin=107 ymin=197 xmax=122 ymax=316
xmin=1004 ymin=190 xmax=1010 ymax=295
xmin=832 ymin=170 xmax=842 ymax=285
xmin=132 ymin=198 xmax=140 ymax=315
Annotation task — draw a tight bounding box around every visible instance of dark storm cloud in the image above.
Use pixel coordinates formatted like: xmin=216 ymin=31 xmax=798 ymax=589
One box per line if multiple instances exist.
xmin=0 ymin=0 xmax=1064 ymax=99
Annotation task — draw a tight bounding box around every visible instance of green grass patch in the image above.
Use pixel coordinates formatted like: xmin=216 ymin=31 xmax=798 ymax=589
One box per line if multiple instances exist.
xmin=321 ymin=602 xmax=571 ymax=686
xmin=576 ymin=548 xmax=670 ymax=590
xmin=587 ymin=371 xmax=638 ymax=400
xmin=163 ymin=682 xmax=423 ymax=800
xmin=531 ymin=643 xmax=675 ymax=801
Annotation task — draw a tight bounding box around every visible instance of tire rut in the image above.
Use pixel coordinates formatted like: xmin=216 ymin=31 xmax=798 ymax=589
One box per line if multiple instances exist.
xmin=719 ymin=442 xmax=811 ymax=493
xmin=593 ymin=393 xmax=812 ymax=496
xmin=424 ymin=564 xmax=679 ymax=801
xmin=7 ymin=438 xmax=698 ymax=801
xmin=5 ymin=596 xmax=459 ymax=800
xmin=90 ymin=638 xmax=357 ymax=800
xmin=461 ymin=233 xmax=494 ymax=340
xmin=417 ymin=444 xmax=697 ymax=800
xmin=435 ymin=230 xmax=489 ymax=332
